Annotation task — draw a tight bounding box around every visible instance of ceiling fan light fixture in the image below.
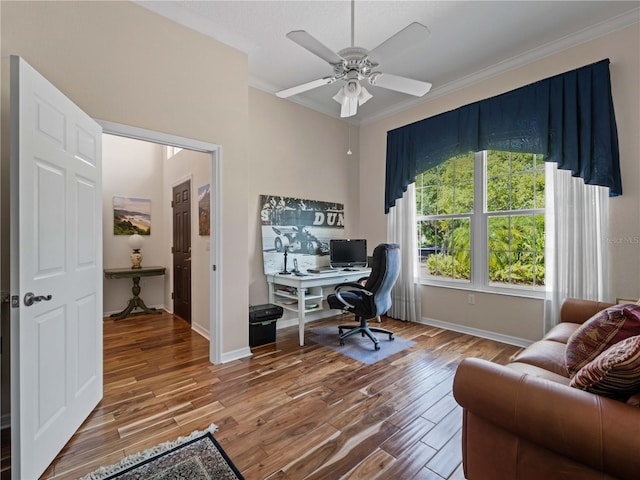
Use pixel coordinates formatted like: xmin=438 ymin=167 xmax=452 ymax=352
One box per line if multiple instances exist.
xmin=345 ymin=78 xmax=361 ymax=98
xmin=333 ymin=79 xmax=372 ymax=118
xmin=358 ymin=86 xmax=372 ymax=105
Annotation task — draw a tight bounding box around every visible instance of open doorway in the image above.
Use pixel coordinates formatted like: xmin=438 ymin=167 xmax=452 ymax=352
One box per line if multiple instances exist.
xmin=99 ymin=120 xmax=222 ymax=364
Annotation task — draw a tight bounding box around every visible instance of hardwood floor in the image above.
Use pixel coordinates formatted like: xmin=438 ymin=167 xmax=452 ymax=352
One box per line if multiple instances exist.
xmin=12 ymin=312 xmax=521 ymax=479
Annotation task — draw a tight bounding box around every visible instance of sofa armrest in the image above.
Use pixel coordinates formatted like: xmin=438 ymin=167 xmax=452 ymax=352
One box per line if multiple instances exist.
xmin=453 ymin=358 xmax=640 ymax=479
xmin=560 ymin=297 xmax=614 ymax=325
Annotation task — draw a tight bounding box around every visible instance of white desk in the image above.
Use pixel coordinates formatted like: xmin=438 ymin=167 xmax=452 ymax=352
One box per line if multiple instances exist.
xmin=266 ymin=268 xmax=371 ymax=346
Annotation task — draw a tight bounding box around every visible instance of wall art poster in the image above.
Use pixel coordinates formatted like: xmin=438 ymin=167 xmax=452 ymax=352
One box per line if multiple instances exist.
xmin=113 ymin=196 xmax=151 ymax=235
xmin=260 ymin=194 xmax=344 ymax=274
xmin=198 ymin=184 xmax=211 ymax=236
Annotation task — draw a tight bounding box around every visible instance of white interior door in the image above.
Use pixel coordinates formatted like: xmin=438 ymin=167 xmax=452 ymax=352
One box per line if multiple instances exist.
xmin=9 ymin=56 xmax=103 ymax=480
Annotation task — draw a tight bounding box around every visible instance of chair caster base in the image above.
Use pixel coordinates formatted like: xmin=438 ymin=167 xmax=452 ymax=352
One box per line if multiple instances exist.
xmin=337 ymin=320 xmax=395 ymax=351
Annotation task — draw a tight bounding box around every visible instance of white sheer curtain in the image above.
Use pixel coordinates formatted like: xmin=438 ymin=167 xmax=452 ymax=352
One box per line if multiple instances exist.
xmin=544 ymin=163 xmax=609 ymax=333
xmin=386 ymin=183 xmax=421 ymax=322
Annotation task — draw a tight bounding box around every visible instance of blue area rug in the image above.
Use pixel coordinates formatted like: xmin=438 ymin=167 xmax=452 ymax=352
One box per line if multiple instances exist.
xmin=309 ymin=324 xmax=416 ymax=365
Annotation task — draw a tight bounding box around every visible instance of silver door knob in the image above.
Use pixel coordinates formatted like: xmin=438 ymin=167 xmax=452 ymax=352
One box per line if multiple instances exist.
xmin=24 ymin=292 xmax=53 ymax=307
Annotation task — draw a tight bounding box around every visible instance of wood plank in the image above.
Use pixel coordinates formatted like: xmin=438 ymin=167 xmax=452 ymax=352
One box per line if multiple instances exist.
xmin=1 ymin=312 xmax=523 ymax=480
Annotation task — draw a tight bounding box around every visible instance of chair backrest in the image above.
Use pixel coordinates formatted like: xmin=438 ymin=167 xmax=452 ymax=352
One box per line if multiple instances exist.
xmin=364 ymin=243 xmax=401 ymax=316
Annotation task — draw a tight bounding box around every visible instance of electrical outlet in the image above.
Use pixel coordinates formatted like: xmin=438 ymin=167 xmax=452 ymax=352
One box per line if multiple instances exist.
xmin=468 ymin=294 xmax=475 ymax=305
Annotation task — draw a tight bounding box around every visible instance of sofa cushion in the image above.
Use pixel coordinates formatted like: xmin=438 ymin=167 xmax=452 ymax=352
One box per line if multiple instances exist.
xmin=544 ymin=322 xmax=582 ymax=344
xmin=507 ymin=361 xmax=571 ymax=385
xmin=565 ymin=304 xmax=640 ymax=377
xmin=570 ymin=335 xmax=640 ymax=400
xmin=512 ymin=340 xmax=569 ymax=378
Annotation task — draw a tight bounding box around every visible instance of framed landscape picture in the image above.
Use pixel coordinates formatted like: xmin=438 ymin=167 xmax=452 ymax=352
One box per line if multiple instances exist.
xmin=198 ymin=183 xmax=211 ymax=236
xmin=113 ymin=196 xmax=151 ymax=235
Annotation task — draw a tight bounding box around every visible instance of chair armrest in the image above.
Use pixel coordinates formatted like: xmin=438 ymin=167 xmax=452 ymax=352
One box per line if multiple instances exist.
xmin=560 ymin=298 xmax=614 ymax=325
xmin=453 ymin=358 xmax=640 ymax=479
xmin=334 ymin=282 xmax=368 ymax=290
xmin=332 ymin=283 xmax=372 ymax=309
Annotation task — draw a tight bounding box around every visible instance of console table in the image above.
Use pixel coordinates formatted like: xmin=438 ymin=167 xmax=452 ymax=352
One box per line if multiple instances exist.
xmin=266 ymin=268 xmax=371 ymax=346
xmin=104 ymin=266 xmax=166 ymax=320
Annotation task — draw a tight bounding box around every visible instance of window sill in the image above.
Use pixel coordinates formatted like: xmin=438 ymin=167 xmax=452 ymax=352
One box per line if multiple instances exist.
xmin=418 ymin=279 xmax=545 ymax=300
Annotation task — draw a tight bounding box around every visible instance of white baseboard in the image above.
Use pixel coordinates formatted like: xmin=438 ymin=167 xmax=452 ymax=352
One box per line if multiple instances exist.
xmin=191 ymin=323 xmax=209 ymax=340
xmin=418 ymin=316 xmax=534 ymax=348
xmin=221 ymin=347 xmax=253 ymax=363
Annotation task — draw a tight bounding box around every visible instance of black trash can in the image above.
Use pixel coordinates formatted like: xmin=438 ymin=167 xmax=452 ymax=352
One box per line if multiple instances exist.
xmin=249 ymin=304 xmax=283 ymax=347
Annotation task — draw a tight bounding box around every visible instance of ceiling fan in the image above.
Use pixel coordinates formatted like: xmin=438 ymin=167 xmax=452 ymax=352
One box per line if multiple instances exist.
xmin=276 ymin=0 xmax=433 ymax=118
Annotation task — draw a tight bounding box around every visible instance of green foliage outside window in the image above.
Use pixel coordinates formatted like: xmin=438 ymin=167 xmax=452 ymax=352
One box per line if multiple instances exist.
xmin=416 ymin=153 xmax=474 ymax=216
xmin=422 ymin=218 xmax=471 ymax=280
xmin=487 ymin=214 xmax=545 ymax=285
xmin=416 ymin=151 xmax=545 ymax=287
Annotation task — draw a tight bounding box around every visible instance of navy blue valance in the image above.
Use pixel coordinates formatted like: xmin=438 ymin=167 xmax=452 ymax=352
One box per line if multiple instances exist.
xmin=385 ymin=59 xmax=621 ymax=213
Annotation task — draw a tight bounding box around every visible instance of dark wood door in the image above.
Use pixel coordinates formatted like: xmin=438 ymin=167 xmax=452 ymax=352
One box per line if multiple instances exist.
xmin=173 ymin=180 xmax=192 ymax=323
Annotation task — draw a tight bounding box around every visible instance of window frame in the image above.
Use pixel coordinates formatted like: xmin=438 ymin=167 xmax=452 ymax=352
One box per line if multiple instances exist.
xmin=417 ymin=151 xmax=546 ymax=298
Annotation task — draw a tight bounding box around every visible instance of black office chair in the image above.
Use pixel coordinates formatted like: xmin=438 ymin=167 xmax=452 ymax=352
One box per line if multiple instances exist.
xmin=327 ymin=243 xmax=401 ymax=350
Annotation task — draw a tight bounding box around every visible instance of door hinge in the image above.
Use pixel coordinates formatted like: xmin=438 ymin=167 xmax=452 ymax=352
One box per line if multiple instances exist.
xmin=171 ymin=200 xmax=174 ymax=207
xmin=212 ymin=265 xmax=217 ymax=271
xmin=171 ymin=246 xmax=174 ymax=254
xmin=171 ymin=292 xmax=174 ymax=299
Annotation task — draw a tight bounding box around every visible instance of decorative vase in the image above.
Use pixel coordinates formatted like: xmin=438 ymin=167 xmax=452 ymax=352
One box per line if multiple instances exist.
xmin=130 ymin=250 xmax=143 ymax=269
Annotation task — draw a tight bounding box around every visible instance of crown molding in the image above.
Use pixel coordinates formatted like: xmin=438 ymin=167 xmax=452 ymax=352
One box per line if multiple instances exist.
xmin=359 ymin=8 xmax=640 ymax=126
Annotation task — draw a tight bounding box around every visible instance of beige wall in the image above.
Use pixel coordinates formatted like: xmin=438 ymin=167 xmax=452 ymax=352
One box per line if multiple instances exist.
xmin=360 ymin=24 xmax=640 ymax=341
xmin=248 ymin=89 xmax=360 ymax=309
xmin=102 ymin=135 xmax=167 ymax=313
xmin=1 ymin=1 xmax=250 ymax=355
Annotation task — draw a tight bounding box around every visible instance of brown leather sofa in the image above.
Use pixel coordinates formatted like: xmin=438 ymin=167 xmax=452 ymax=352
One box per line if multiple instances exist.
xmin=453 ymin=298 xmax=640 ymax=480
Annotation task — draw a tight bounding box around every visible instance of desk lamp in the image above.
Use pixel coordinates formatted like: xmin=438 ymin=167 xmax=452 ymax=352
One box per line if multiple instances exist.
xmin=279 ymin=246 xmax=293 ymax=275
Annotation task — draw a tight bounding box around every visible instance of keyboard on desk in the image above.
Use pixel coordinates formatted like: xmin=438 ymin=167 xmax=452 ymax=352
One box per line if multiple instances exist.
xmin=307 ymin=268 xmax=335 ymax=274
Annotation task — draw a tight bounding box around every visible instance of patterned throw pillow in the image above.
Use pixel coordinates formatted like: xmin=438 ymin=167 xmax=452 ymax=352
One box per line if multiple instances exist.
xmin=565 ymin=304 xmax=640 ymax=378
xmin=570 ymin=335 xmax=640 ymax=400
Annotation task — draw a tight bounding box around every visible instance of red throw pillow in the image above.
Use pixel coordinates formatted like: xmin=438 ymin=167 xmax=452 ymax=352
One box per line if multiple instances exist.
xmin=570 ymin=335 xmax=640 ymax=400
xmin=565 ymin=304 xmax=640 ymax=378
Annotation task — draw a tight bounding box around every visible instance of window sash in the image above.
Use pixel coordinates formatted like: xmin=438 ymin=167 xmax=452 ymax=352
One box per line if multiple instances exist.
xmin=417 ymin=151 xmax=545 ymax=294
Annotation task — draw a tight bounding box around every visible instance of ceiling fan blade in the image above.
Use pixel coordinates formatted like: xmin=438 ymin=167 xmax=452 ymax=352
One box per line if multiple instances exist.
xmin=367 ymin=22 xmax=431 ymax=64
xmin=286 ymin=30 xmax=344 ymax=65
xmin=369 ymin=73 xmax=432 ymax=97
xmin=276 ymin=77 xmax=336 ymax=98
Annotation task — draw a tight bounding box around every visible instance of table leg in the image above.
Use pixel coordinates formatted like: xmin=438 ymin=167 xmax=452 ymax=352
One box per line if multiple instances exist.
xmin=298 ymin=287 xmax=306 ymax=347
xmin=110 ymin=276 xmax=162 ymax=320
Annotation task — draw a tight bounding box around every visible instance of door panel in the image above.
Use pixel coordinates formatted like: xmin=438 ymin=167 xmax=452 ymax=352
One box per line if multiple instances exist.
xmin=173 ymin=180 xmax=192 ymax=323
xmin=10 ymin=56 xmax=103 ymax=480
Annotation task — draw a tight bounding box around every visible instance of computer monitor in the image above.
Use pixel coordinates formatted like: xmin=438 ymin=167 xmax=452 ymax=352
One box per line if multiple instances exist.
xmin=330 ymin=239 xmax=368 ymax=268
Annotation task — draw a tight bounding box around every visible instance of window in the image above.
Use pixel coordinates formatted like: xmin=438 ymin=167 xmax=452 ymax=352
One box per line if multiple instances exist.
xmin=416 ymin=150 xmax=545 ymax=291
xmin=165 ymin=145 xmax=183 ymax=159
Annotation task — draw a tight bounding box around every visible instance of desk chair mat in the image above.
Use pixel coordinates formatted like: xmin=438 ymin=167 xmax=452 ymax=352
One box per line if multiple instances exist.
xmin=309 ymin=325 xmax=416 ymax=365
